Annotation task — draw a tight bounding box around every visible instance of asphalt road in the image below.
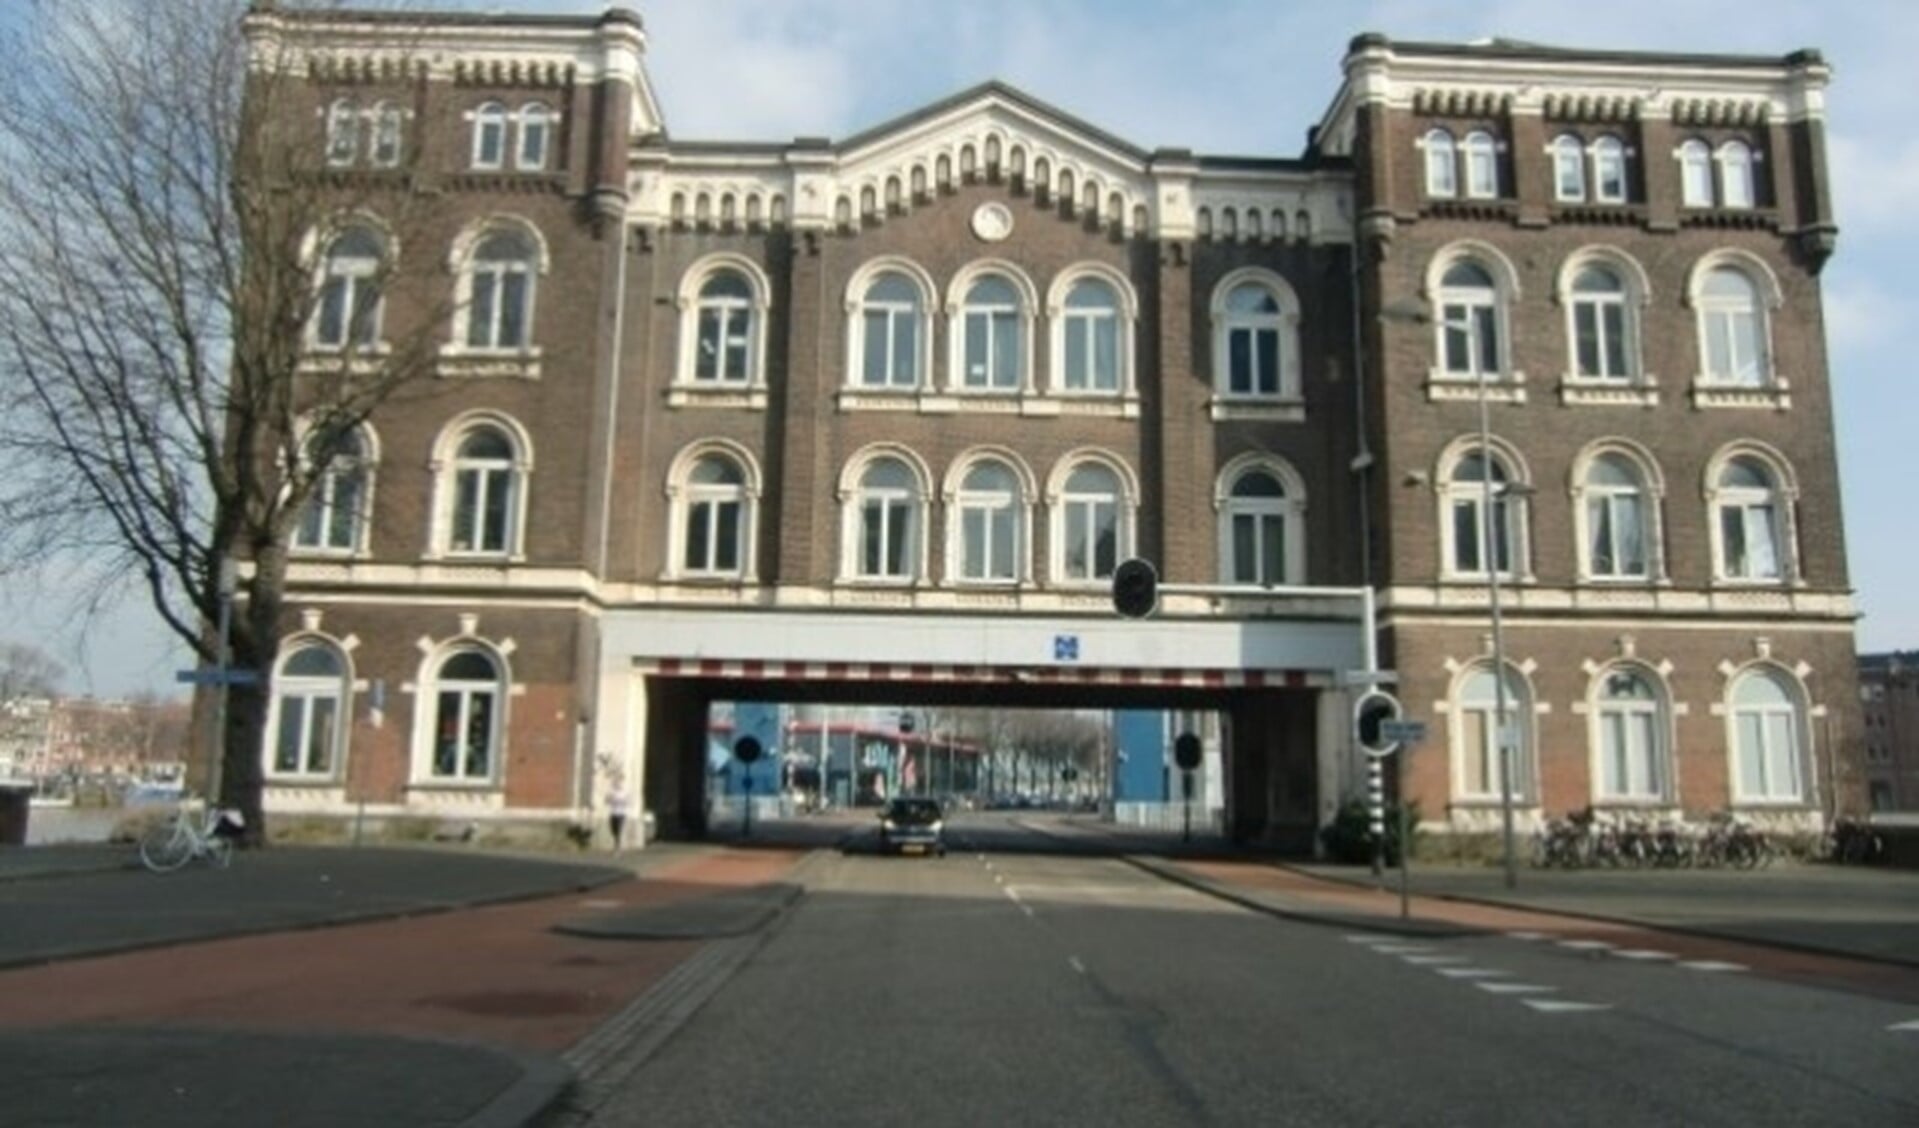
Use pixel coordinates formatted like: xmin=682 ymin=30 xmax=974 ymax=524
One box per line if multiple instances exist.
xmin=581 ymin=811 xmax=1919 ymax=1128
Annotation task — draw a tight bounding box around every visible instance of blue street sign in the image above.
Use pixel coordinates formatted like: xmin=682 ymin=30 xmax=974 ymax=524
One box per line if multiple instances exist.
xmin=1378 ymin=719 xmax=1428 ymax=745
xmin=1053 ymin=635 xmax=1080 ymax=662
xmin=175 ymin=668 xmax=261 ymax=687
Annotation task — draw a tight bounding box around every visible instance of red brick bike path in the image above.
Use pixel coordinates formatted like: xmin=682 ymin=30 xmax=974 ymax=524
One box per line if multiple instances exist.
xmin=0 ymin=848 xmax=806 ymax=1054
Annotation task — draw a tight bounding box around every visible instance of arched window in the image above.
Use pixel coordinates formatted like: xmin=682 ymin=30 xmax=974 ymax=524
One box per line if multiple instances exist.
xmin=1218 ymin=461 xmax=1305 ymax=586
xmin=1454 ymin=663 xmax=1533 ymax=803
xmin=516 ymin=102 xmax=552 ymax=170
xmin=1579 ymin=452 xmax=1650 ymax=580
xmin=1443 ymin=448 xmax=1525 ymax=578
xmin=1696 ymin=266 xmax=1767 ymax=387
xmin=325 ymin=99 xmax=359 ymax=167
xmin=1220 ymin=282 xmax=1284 ymax=397
xmin=427 ymin=649 xmax=503 ymax=783
xmin=853 ymin=458 xmax=920 ymax=581
xmin=314 ymin=227 xmax=384 ymax=349
xmin=695 ymin=270 xmax=756 ymax=384
xmin=960 ymin=275 xmax=1023 ymax=390
xmin=856 ymin=271 xmax=923 ymax=389
xmin=445 ymin=424 xmax=521 ymax=556
xmin=678 ymin=454 xmax=750 ymax=577
xmin=369 ymin=102 xmax=404 ymax=168
xmin=294 ymin=426 xmax=371 ymax=554
xmin=1462 ymin=131 xmax=1498 ymax=198
xmin=1057 ymin=462 xmax=1123 ymax=583
xmin=267 ymin=643 xmax=347 ymax=781
xmin=1594 ymin=667 xmax=1666 ymax=802
xmin=1437 ymin=260 xmax=1502 ymax=379
xmin=1677 ymin=140 xmax=1713 ymax=207
xmin=1711 ymin=456 xmax=1786 ymax=581
xmin=1592 ymin=136 xmax=1627 ymax=203
xmin=1729 ymin=668 xmax=1806 ymax=802
xmin=1551 ymin=134 xmax=1585 ymax=201
xmin=1423 ymin=129 xmax=1457 ymax=198
xmin=953 ymin=461 xmax=1022 ymax=584
xmin=1716 ymin=140 xmax=1755 ymax=209
xmin=471 ymin=101 xmax=508 ymax=170
xmin=1059 ymin=277 xmax=1121 ymax=392
xmin=1569 ymin=264 xmax=1632 ymax=382
xmin=464 ymin=229 xmax=537 ymax=349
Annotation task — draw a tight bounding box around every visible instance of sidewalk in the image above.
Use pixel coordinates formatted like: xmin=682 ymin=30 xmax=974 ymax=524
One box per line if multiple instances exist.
xmin=0 ymin=840 xmax=809 ymax=1128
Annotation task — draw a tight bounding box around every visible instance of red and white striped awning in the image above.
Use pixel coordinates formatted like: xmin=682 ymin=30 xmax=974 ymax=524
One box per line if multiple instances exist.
xmin=639 ymin=657 xmax=1317 ymax=689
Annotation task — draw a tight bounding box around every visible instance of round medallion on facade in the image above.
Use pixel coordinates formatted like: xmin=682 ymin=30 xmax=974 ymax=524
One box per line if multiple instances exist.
xmin=971 ymin=201 xmax=1013 ymax=242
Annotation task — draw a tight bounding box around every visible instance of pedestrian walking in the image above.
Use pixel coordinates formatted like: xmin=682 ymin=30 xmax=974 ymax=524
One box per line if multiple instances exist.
xmin=607 ymin=784 xmax=630 ymax=850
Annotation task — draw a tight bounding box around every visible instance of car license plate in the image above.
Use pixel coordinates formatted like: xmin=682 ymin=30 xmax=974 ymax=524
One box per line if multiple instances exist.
xmin=902 ymin=844 xmax=926 ymax=855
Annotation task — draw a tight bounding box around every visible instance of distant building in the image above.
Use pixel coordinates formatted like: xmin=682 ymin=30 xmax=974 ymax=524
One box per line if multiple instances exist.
xmin=1858 ymin=653 xmax=1919 ymax=811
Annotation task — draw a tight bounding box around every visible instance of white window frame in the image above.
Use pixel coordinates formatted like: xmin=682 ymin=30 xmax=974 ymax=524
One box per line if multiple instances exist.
xmin=1558 ymin=252 xmax=1651 ymax=390
xmin=945 ymin=455 xmax=1031 ymax=587
xmin=1048 ymin=454 xmax=1135 ymax=587
xmin=666 ymin=443 xmax=759 ymax=581
xmin=1049 ymin=270 xmax=1132 ymax=397
xmin=430 ymin=414 xmax=532 ymax=561
xmin=416 ymin=646 xmax=507 ymax=787
xmin=674 ymin=254 xmax=772 ymax=402
xmin=470 ymin=101 xmax=508 ymax=170
xmin=369 ymin=101 xmax=404 ymax=169
xmin=945 ymin=261 xmax=1037 ymax=396
xmin=265 ymin=641 xmax=350 ymax=783
xmin=1571 ymin=444 xmax=1663 ymax=583
xmin=446 ymin=221 xmax=549 ymax=365
xmin=292 ymin=423 xmax=377 ymax=557
xmin=1707 ymin=448 xmax=1797 ymax=585
xmin=1215 ymin=455 xmax=1307 ymax=586
xmin=1462 ymin=131 xmax=1499 ymax=199
xmin=838 ymin=449 xmax=930 ymax=585
xmin=1716 ymin=140 xmax=1755 ymax=209
xmin=311 ymin=226 xmax=387 ymax=352
xmin=516 ymin=102 xmax=552 ymax=170
xmin=1422 ymin=129 xmax=1457 ymax=198
xmin=846 ymin=262 xmax=934 ymax=392
xmin=1590 ymin=665 xmax=1668 ymax=804
xmin=1677 ymin=139 xmax=1714 ymax=208
xmin=693 ymin=271 xmax=756 ymax=385
xmin=1726 ymin=666 xmax=1809 ymax=805
xmin=1451 ymin=662 xmax=1535 ymax=805
xmin=1550 ymin=134 xmax=1585 ymax=202
xmin=1694 ymin=266 xmax=1768 ymax=388
xmin=1436 ymin=262 xmax=1503 ymax=380
xmin=325 ymin=99 xmax=359 ymax=167
xmin=958 ymin=276 xmax=1024 ymax=391
xmin=1438 ymin=440 xmax=1529 ymax=582
xmin=1209 ymin=268 xmax=1302 ymax=413
xmin=1591 ymin=136 xmax=1628 ymax=204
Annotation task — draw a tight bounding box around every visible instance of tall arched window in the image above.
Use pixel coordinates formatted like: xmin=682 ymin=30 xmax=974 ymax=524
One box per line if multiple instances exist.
xmin=1677 ymin=140 xmax=1713 ymax=207
xmin=1729 ymin=668 xmax=1806 ymax=803
xmin=325 ymin=99 xmax=359 ymax=167
xmin=1423 ymin=129 xmax=1457 ymax=198
xmin=853 ymin=458 xmax=920 ymax=581
xmin=695 ymin=270 xmax=756 ymax=384
xmin=960 ymin=275 xmax=1023 ymax=390
xmin=1454 ymin=663 xmax=1533 ymax=803
xmin=1592 ymin=136 xmax=1627 ymax=203
xmin=1716 ymin=140 xmax=1755 ymax=209
xmin=516 ymin=102 xmax=552 ymax=170
xmin=464 ymin=230 xmax=537 ymax=350
xmin=1443 ymin=448 xmax=1525 ymax=579
xmin=1696 ymin=266 xmax=1767 ymax=387
xmin=1594 ymin=667 xmax=1666 ymax=802
xmin=314 ymin=227 xmax=384 ymax=350
xmin=427 ymin=649 xmax=503 ymax=783
xmin=294 ymin=426 xmax=371 ymax=554
xmin=953 ymin=461 xmax=1022 ymax=584
xmin=1217 ymin=460 xmax=1305 ymax=586
xmin=1059 ymin=278 xmax=1120 ymax=392
xmin=1462 ymin=131 xmax=1498 ymax=198
xmin=1711 ymin=456 xmax=1786 ymax=581
xmin=1437 ymin=261 xmax=1502 ymax=379
xmin=1579 ymin=452 xmax=1650 ymax=580
xmin=369 ymin=102 xmax=404 ymax=168
xmin=445 ymin=424 xmax=521 ymax=556
xmin=1551 ymin=134 xmax=1585 ymax=201
xmin=1057 ymin=462 xmax=1123 ymax=583
xmin=267 ymin=644 xmax=347 ymax=781
xmin=471 ymin=101 xmax=508 ymax=169
xmin=857 ymin=271 xmax=923 ymax=389
xmin=679 ymin=454 xmax=749 ymax=577
xmin=1568 ymin=264 xmax=1632 ymax=382
xmin=1221 ymin=283 xmax=1282 ymax=396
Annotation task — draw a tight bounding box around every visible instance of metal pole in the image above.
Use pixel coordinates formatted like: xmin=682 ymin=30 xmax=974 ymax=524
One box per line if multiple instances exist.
xmin=1478 ymin=369 xmax=1518 ymax=890
xmin=206 ymin=558 xmax=236 ymax=811
xmin=1397 ymin=744 xmax=1412 ymax=919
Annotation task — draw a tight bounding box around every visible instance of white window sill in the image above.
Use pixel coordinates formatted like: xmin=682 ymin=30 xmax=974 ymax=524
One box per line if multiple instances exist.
xmin=668 ymin=384 xmax=769 ymax=410
xmin=298 ymin=346 xmax=393 ymax=376
xmin=1209 ymin=396 xmax=1305 ymax=423
xmin=437 ymin=347 xmax=542 ymax=381
xmin=1559 ymin=374 xmax=1660 ymax=408
xmin=1425 ymin=370 xmax=1527 ymax=404
xmin=1690 ymin=379 xmax=1790 ymax=410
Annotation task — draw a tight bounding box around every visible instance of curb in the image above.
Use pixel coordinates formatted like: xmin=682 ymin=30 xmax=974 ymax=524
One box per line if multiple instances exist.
xmin=463 ymin=1047 xmax=577 ymax=1128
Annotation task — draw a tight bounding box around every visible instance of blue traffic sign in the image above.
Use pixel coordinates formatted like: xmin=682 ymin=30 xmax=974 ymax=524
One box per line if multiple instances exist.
xmin=1053 ymin=635 xmax=1080 ymax=662
xmin=175 ymin=668 xmax=261 ymax=687
xmin=1378 ymin=719 xmax=1428 ymax=744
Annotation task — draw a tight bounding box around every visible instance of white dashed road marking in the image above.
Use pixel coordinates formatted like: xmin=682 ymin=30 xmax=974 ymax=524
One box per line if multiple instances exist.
xmin=1437 ymin=968 xmax=1513 ymax=979
xmin=1679 ymin=960 xmax=1748 ymax=973
xmin=1557 ymin=939 xmax=1615 ymax=952
xmin=1887 ymin=1020 xmax=1919 ymax=1033
xmin=1524 ymin=999 xmax=1614 ymax=1014
xmin=1477 ymin=982 xmax=1558 ymax=995
xmin=1613 ymin=949 xmax=1677 ymax=961
xmin=1068 ymin=957 xmax=1087 ymax=975
xmin=1506 ymin=931 xmax=1547 ymax=941
xmin=1401 ymin=954 xmax=1472 ymax=965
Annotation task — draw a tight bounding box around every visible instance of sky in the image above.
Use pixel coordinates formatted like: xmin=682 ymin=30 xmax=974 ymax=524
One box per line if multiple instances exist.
xmin=7 ymin=0 xmax=1916 ymax=697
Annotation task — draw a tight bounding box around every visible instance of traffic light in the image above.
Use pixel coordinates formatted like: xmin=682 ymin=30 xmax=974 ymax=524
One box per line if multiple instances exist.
xmin=1353 ymin=690 xmax=1402 ymax=758
xmin=1111 ymin=557 xmax=1159 ymax=618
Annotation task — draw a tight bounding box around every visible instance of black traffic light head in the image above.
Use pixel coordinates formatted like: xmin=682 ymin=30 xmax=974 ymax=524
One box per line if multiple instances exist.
xmin=1353 ymin=691 xmax=1402 ymax=757
xmin=1111 ymin=557 xmax=1159 ymax=618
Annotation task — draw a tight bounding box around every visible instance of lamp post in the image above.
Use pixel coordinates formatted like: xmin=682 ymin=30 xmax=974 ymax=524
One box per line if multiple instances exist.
xmin=1474 ymin=361 xmax=1520 ymax=891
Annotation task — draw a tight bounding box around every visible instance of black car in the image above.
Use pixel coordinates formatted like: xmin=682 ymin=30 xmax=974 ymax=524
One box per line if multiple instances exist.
xmin=878 ymin=797 xmax=946 ymax=856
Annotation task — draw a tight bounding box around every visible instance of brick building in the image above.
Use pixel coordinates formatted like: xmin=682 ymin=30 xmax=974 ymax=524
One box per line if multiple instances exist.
xmin=251 ymin=7 xmax=1861 ymax=846
xmin=1858 ymin=653 xmax=1918 ymax=811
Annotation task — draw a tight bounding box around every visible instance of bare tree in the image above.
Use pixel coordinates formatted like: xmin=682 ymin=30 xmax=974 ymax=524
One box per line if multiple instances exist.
xmin=0 ymin=642 xmax=65 ymax=703
xmin=0 ymin=0 xmax=451 ymax=841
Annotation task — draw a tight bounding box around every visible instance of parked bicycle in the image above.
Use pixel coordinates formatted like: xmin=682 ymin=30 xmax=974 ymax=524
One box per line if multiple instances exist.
xmin=1822 ymin=816 xmax=1886 ymax=865
xmin=138 ymin=800 xmax=245 ymax=873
